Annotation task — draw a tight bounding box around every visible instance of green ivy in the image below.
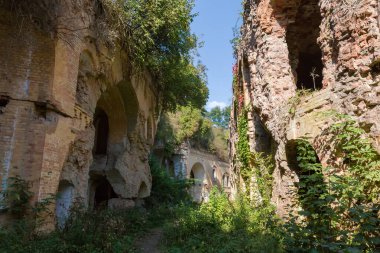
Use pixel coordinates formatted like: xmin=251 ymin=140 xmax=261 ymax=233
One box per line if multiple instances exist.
xmin=285 ymin=115 xmax=380 ymax=252
xmin=236 ymin=108 xmax=274 ymax=205
xmin=236 ymin=108 xmax=251 ymax=182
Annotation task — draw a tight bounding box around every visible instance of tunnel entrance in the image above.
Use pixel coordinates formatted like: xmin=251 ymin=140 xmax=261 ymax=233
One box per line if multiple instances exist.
xmin=189 ymin=163 xmax=206 ymax=203
xmin=93 ymin=176 xmax=118 ymax=209
xmin=286 ymin=0 xmax=323 ymax=90
xmin=93 ymin=108 xmax=109 ymax=155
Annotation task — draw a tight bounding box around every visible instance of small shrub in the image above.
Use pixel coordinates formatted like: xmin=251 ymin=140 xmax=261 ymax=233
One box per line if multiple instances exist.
xmin=1 ymin=176 xmax=33 ymax=217
xmin=147 ymin=157 xmax=192 ymax=207
xmin=284 ymin=116 xmax=380 ymax=252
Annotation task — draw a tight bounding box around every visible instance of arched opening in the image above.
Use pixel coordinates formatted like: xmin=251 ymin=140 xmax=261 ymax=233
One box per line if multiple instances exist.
xmin=285 ymin=139 xmax=327 ymax=217
xmin=189 ymin=163 xmax=206 ymax=203
xmin=190 ymin=170 xmax=195 ymax=184
xmin=223 ymin=174 xmax=229 ymax=188
xmin=55 ymin=181 xmax=74 ymax=229
xmin=92 ymin=176 xmax=118 ymax=209
xmin=212 ymin=167 xmax=217 ymax=181
xmin=93 ymin=108 xmax=109 ymax=155
xmin=286 ymin=0 xmax=323 ymax=90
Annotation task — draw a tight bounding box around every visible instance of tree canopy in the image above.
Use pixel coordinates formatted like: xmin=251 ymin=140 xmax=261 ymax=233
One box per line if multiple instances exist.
xmin=206 ymin=106 xmax=231 ymax=129
xmin=101 ymin=0 xmax=209 ymax=111
xmin=156 ymin=106 xmax=228 ymax=161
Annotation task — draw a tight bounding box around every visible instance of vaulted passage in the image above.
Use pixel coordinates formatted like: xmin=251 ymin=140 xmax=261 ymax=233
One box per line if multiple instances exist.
xmin=285 ymin=139 xmax=326 ymax=213
xmin=93 ymin=176 xmax=118 ymax=209
xmin=286 ymin=0 xmax=323 ymax=90
xmin=93 ymin=108 xmax=109 ymax=155
xmin=189 ymin=163 xmax=206 ymax=203
xmin=55 ymin=181 xmax=74 ymax=229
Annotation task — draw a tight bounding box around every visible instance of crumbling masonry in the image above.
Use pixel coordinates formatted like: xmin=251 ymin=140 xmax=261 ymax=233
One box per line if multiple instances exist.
xmin=230 ymin=0 xmax=380 ymax=216
xmin=0 ymin=1 xmax=159 ymax=226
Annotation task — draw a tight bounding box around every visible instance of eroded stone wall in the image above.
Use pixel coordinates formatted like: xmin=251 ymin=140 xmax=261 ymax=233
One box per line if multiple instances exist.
xmin=0 ymin=0 xmax=159 ymax=226
xmin=231 ymin=0 xmax=380 ymax=216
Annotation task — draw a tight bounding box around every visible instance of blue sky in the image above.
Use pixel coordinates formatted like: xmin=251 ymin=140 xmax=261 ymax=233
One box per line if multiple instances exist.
xmin=191 ymin=0 xmax=242 ymax=111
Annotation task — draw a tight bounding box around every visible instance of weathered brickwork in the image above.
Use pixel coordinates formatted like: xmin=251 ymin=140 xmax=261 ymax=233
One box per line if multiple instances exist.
xmin=153 ymin=145 xmax=234 ymax=203
xmin=0 ymin=1 xmax=159 ymax=227
xmin=231 ymin=0 xmax=380 ymax=216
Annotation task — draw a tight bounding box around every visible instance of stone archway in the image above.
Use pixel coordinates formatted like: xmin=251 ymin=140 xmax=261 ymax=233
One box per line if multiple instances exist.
xmin=88 ymin=175 xmax=118 ymax=209
xmin=55 ymin=180 xmax=74 ymax=229
xmin=285 ymin=0 xmax=323 ymax=90
xmin=285 ymin=139 xmax=326 ymax=212
xmin=88 ymin=80 xmax=139 ymax=207
xmin=189 ymin=162 xmax=207 ymax=203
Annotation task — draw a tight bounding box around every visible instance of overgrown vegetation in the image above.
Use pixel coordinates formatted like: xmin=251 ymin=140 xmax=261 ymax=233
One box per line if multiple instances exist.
xmin=100 ymin=0 xmax=208 ymax=111
xmin=147 ymin=157 xmax=192 ymax=206
xmin=285 ymin=115 xmax=380 ymax=252
xmin=205 ymin=106 xmax=231 ymax=129
xmin=234 ymin=102 xmax=380 ymax=251
xmin=236 ymin=108 xmax=274 ymax=205
xmin=3 ymin=112 xmax=379 ymax=252
xmin=163 ymin=189 xmax=284 ymax=253
xmin=156 ymin=105 xmax=229 ymax=161
xmin=0 ymin=176 xmax=33 ymax=218
xmin=1 ymin=0 xmax=209 ymax=111
xmin=0 ymin=160 xmax=191 ymax=253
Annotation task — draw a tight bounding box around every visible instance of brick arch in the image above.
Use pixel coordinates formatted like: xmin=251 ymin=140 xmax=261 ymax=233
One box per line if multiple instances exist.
xmin=285 ymin=138 xmax=323 ymax=181
xmin=189 ymin=162 xmax=208 ymax=203
xmin=55 ymin=180 xmax=74 ymax=229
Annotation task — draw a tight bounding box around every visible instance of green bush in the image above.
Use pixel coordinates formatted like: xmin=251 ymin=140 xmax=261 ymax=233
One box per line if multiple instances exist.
xmin=163 ymin=189 xmax=284 ymax=253
xmin=284 ymin=116 xmax=380 ymax=252
xmin=0 ymin=204 xmax=149 ymax=253
xmin=0 ymin=176 xmax=33 ymax=217
xmin=155 ymin=106 xmax=229 ymax=161
xmin=147 ymin=157 xmax=192 ymax=207
xmin=100 ymin=0 xmax=208 ymax=111
xmin=0 ymin=158 xmax=193 ymax=253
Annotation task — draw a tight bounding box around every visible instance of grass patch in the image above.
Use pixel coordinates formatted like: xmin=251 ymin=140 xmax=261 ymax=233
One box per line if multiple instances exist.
xmin=162 ymin=189 xmax=284 ymax=253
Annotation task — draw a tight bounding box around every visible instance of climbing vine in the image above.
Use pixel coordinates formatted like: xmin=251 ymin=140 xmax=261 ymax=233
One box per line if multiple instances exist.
xmin=285 ymin=114 xmax=380 ymax=252
xmin=236 ymin=108 xmax=274 ymax=205
xmin=236 ymin=108 xmax=251 ymax=182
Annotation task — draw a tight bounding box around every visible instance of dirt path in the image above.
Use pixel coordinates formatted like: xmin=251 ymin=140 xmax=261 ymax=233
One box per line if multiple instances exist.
xmin=134 ymin=227 xmax=164 ymax=253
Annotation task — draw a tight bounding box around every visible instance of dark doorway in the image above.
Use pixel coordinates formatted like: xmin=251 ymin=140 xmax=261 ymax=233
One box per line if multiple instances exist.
xmin=94 ymin=176 xmax=117 ymax=209
xmin=285 ymin=139 xmax=326 ymax=211
xmin=93 ymin=108 xmax=109 ymax=155
xmin=190 ymin=170 xmax=195 ymax=185
xmin=286 ymin=0 xmax=323 ymax=90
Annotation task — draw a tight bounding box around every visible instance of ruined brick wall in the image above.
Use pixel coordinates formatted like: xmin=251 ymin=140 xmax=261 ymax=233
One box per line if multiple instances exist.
xmin=0 ymin=0 xmax=159 ymax=226
xmin=153 ymin=144 xmax=234 ymax=203
xmin=231 ymin=0 xmax=380 ymax=216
